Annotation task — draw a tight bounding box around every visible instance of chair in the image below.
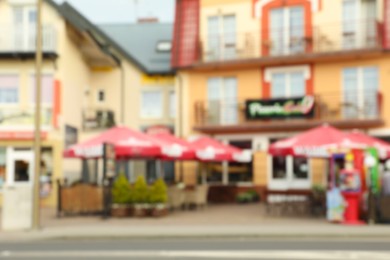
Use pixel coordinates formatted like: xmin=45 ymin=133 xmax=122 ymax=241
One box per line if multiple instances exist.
xmin=184 ymin=185 xmax=209 ymax=209
xmin=167 ymin=186 xmax=185 ymax=211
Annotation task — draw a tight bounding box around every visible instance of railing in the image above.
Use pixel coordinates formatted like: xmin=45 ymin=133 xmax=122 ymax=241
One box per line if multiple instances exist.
xmin=194 ymin=92 xmax=382 ymax=127
xmin=0 ymin=107 xmax=53 ymax=127
xmin=198 ymin=20 xmax=382 ymax=63
xmin=82 ymin=108 xmax=116 ymax=131
xmin=0 ymin=24 xmax=57 ymax=53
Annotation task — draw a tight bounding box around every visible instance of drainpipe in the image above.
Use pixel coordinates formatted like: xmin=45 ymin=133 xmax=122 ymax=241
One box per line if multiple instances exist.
xmin=120 ymin=63 xmax=125 ymax=124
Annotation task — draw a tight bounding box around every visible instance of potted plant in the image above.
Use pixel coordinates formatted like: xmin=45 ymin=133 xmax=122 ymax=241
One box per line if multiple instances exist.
xmin=149 ymin=178 xmax=168 ymax=217
xmin=133 ymin=175 xmax=150 ymax=217
xmin=111 ymin=173 xmax=132 ymax=217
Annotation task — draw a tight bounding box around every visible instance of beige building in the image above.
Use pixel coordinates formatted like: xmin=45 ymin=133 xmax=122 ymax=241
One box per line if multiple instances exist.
xmin=0 ymin=0 xmax=175 ymax=207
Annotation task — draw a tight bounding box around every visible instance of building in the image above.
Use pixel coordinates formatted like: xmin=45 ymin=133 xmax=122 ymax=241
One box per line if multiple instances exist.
xmin=172 ymin=0 xmax=390 ymax=201
xmin=0 ymin=0 xmax=175 ymax=207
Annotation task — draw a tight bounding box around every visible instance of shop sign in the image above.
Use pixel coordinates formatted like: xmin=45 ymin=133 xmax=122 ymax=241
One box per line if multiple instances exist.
xmin=246 ymin=96 xmax=315 ymax=120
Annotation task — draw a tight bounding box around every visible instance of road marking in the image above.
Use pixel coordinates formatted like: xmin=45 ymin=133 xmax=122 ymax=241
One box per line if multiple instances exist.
xmin=1 ymin=251 xmax=390 ymax=259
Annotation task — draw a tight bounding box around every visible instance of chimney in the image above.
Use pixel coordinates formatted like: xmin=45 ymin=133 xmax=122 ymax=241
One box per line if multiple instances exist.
xmin=137 ymin=17 xmax=159 ymax=24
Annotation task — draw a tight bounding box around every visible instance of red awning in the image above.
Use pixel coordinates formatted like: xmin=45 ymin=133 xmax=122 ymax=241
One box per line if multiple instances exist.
xmin=63 ymin=126 xmax=161 ymax=159
xmin=188 ymin=136 xmax=252 ymax=162
xmin=269 ymin=125 xmax=348 ymax=158
xmin=148 ymin=132 xmax=196 ymax=160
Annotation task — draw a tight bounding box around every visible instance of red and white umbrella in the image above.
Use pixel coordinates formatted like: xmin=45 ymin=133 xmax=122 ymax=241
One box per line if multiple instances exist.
xmin=189 ymin=136 xmax=252 ymax=163
xmin=148 ymin=132 xmax=196 ymax=160
xmin=64 ymin=126 xmax=161 ymax=159
xmin=342 ymin=130 xmax=390 ymax=159
xmin=269 ymin=125 xmax=348 ymax=158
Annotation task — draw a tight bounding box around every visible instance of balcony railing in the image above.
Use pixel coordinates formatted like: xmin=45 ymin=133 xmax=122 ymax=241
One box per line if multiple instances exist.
xmin=0 ymin=107 xmax=53 ymax=127
xmin=198 ymin=20 xmax=382 ymax=63
xmin=82 ymin=108 xmax=116 ymax=131
xmin=194 ymin=92 xmax=382 ymax=127
xmin=0 ymin=24 xmax=57 ymax=53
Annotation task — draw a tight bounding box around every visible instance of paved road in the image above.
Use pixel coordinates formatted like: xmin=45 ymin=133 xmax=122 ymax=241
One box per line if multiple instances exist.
xmin=1 ymin=238 xmax=390 ymax=259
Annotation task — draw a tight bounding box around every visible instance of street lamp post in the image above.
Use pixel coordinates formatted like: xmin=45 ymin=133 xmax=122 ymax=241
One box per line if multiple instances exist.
xmin=32 ymin=0 xmax=43 ymax=230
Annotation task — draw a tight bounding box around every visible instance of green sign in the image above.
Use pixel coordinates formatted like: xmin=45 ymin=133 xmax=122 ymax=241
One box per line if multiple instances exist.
xmin=246 ymin=96 xmax=315 ymax=119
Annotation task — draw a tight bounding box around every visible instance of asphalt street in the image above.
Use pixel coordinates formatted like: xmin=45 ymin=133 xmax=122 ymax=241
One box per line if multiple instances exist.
xmin=1 ymin=238 xmax=390 ymax=260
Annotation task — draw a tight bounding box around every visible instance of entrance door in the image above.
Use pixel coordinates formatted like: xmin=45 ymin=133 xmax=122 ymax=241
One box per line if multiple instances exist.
xmin=6 ymin=148 xmax=34 ymax=187
xmin=2 ymin=148 xmax=34 ymax=230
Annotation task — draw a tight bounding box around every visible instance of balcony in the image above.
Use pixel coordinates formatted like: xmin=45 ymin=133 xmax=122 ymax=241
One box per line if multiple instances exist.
xmin=196 ymin=20 xmax=383 ymax=69
xmin=82 ymin=108 xmax=116 ymax=131
xmin=0 ymin=24 xmax=57 ymax=58
xmin=0 ymin=107 xmax=53 ymax=128
xmin=194 ymin=92 xmax=383 ymax=134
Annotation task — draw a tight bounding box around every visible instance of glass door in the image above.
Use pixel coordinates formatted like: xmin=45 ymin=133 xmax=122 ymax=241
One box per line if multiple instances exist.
xmin=13 ymin=6 xmax=37 ymax=51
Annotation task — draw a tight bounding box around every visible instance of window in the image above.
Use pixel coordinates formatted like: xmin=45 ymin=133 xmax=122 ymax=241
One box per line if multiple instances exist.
xmin=0 ymin=75 xmax=19 ymax=104
xmin=207 ymin=77 xmax=238 ymax=125
xmin=272 ymin=156 xmax=287 ymax=179
xmin=342 ymin=66 xmax=379 ymax=119
xmin=293 ymin=157 xmax=309 ymax=179
xmin=141 ymin=90 xmax=163 ymax=118
xmin=156 ymin=41 xmax=172 ymax=52
xmin=207 ymin=14 xmax=236 ymax=61
xmin=13 ymin=6 xmax=37 ymax=51
xmin=270 ymin=6 xmax=305 ymax=55
xmin=270 ymin=138 xmax=310 ymax=189
xmin=97 ymin=89 xmax=105 ymax=103
xmin=30 ymin=74 xmax=54 ymax=104
xmin=0 ymin=148 xmax=6 ymax=190
xmin=228 ymin=140 xmax=253 ymax=183
xmin=169 ymin=91 xmax=176 ymax=118
xmin=342 ymin=0 xmax=377 ymax=49
xmin=271 ymin=71 xmax=305 ymax=98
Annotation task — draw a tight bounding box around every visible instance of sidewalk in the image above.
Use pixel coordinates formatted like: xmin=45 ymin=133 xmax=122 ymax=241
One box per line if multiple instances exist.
xmin=2 ymin=204 xmax=390 ymax=241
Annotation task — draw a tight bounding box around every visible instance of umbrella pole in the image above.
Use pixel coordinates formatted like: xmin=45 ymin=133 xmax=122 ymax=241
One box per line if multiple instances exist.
xmin=159 ymin=160 xmax=165 ymax=180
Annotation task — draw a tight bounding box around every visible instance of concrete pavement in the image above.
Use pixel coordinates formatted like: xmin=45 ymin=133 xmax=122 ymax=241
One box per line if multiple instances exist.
xmin=1 ymin=204 xmax=390 ymax=241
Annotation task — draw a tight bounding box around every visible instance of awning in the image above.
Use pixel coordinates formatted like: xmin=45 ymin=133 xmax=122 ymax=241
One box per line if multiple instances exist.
xmin=63 ymin=126 xmax=161 ymax=159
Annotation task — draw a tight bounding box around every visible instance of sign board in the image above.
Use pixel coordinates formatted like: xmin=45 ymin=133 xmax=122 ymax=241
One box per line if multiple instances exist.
xmin=103 ymin=143 xmax=116 ymax=179
xmin=0 ymin=131 xmax=47 ymax=140
xmin=246 ymin=96 xmax=315 ymax=120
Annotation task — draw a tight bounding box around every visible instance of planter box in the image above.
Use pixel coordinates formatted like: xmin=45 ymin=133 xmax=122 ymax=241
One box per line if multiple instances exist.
xmin=133 ymin=204 xmax=149 ymax=217
xmin=150 ymin=204 xmax=168 ymax=217
xmin=111 ymin=204 xmax=132 ymax=217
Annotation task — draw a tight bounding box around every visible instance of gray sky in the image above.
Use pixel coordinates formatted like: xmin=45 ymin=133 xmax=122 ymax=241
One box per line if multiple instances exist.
xmin=54 ymin=0 xmax=175 ymax=24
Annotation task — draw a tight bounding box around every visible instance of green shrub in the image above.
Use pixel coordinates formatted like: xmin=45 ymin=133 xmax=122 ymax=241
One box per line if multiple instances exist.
xmin=149 ymin=178 xmax=168 ymax=204
xmin=112 ymin=173 xmax=131 ymax=205
xmin=133 ymin=175 xmax=149 ymax=204
xmin=236 ymin=192 xmax=252 ymax=203
xmin=246 ymin=190 xmax=260 ymax=202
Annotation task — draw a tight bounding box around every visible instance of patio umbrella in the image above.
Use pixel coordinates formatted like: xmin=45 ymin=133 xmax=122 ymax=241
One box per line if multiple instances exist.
xmin=268 ymin=124 xmax=348 ymax=158
xmin=63 ymin=126 xmax=161 ymax=159
xmin=343 ymin=130 xmax=390 ymax=159
xmin=188 ymin=136 xmax=252 ymax=163
xmin=148 ymin=132 xmax=196 ymax=160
